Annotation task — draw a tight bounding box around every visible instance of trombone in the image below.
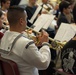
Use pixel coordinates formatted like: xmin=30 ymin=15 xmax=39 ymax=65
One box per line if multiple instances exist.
xmin=26 ymin=26 xmax=66 ymax=50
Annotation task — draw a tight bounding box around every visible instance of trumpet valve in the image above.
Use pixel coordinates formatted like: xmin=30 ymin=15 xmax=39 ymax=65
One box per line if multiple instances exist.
xmin=51 ymin=41 xmax=59 ymax=49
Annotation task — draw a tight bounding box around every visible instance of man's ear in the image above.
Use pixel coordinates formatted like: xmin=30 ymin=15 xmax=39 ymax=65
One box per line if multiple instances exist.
xmin=19 ymin=18 xmax=24 ymax=25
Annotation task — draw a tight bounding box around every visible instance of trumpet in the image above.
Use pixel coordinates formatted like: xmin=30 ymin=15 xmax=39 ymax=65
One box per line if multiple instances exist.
xmin=26 ymin=26 xmax=66 ymax=50
xmin=41 ymin=4 xmax=52 ymax=14
xmin=43 ymin=6 xmax=51 ymax=12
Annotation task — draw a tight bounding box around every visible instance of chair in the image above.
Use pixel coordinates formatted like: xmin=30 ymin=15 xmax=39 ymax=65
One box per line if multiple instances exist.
xmin=0 ymin=57 xmax=20 ymax=75
xmin=0 ymin=61 xmax=3 ymax=75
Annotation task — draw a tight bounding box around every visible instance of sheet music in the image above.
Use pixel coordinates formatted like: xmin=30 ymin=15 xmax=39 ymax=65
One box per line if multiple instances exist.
xmin=43 ymin=14 xmax=55 ymax=29
xmin=54 ymin=23 xmax=76 ymax=42
xmin=33 ymin=14 xmax=48 ymax=32
xmin=33 ymin=14 xmax=55 ymax=32
xmin=29 ymin=6 xmax=42 ymax=24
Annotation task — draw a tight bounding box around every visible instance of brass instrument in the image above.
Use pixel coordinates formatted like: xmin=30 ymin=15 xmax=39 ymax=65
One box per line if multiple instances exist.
xmin=27 ymin=26 xmax=67 ymax=68
xmin=41 ymin=4 xmax=52 ymax=14
xmin=26 ymin=26 xmax=66 ymax=50
xmin=43 ymin=6 xmax=51 ymax=12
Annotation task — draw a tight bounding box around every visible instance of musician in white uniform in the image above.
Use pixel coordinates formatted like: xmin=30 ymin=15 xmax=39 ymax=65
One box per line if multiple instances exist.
xmin=0 ymin=6 xmax=51 ymax=75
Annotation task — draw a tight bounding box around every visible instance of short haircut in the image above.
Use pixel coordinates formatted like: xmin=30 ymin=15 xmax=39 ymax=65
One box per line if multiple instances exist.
xmin=1 ymin=0 xmax=10 ymax=6
xmin=73 ymin=4 xmax=76 ymax=23
xmin=64 ymin=0 xmax=75 ymax=5
xmin=0 ymin=10 xmax=3 ymax=17
xmin=59 ymin=1 xmax=70 ymax=13
xmin=7 ymin=6 xmax=26 ymax=26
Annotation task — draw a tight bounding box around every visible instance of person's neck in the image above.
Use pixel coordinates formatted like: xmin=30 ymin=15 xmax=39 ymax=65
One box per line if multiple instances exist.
xmin=10 ymin=27 xmax=23 ymax=33
xmin=28 ymin=3 xmax=35 ymax=7
xmin=1 ymin=7 xmax=7 ymax=11
xmin=63 ymin=12 xmax=67 ymax=15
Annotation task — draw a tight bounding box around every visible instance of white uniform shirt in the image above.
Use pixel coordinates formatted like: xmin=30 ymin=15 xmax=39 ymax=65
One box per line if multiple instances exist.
xmin=0 ymin=31 xmax=51 ymax=75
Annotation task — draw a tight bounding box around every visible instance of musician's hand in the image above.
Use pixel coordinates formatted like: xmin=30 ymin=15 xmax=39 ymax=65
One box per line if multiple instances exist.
xmin=37 ymin=30 xmax=49 ymax=44
xmin=72 ymin=36 xmax=76 ymax=40
xmin=41 ymin=11 xmax=48 ymax=14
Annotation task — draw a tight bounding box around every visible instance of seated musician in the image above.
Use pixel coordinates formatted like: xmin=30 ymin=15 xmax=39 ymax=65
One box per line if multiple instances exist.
xmin=1 ymin=0 xmax=10 ymax=25
xmin=1 ymin=0 xmax=10 ymax=13
xmin=61 ymin=3 xmax=76 ymax=74
xmin=57 ymin=1 xmax=73 ymax=28
xmin=25 ymin=0 xmax=38 ymax=27
xmin=0 ymin=10 xmax=4 ymax=39
xmin=0 ymin=6 xmax=51 ymax=75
